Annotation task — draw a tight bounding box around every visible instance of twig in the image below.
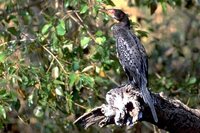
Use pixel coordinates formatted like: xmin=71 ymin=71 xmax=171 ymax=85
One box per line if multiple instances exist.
xmin=46 ymin=58 xmax=55 ymax=73
xmin=73 ymin=101 xmax=87 ymax=110
xmin=66 ymin=97 xmax=87 ymax=110
xmin=107 ymin=75 xmax=120 ymax=86
xmin=74 ymin=12 xmax=96 ymax=41
xmin=41 ymin=45 xmax=68 ymax=75
xmin=68 ymin=12 xmax=96 ymax=42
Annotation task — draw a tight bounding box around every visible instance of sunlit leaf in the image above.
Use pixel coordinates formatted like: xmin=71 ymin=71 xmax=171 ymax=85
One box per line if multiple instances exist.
xmin=0 ymin=52 xmax=6 ymax=63
xmin=80 ymin=4 xmax=89 ymax=14
xmin=42 ymin=23 xmax=52 ymax=34
xmin=188 ymin=77 xmax=197 ymax=85
xmin=95 ymin=36 xmax=106 ymax=45
xmin=56 ymin=20 xmax=66 ymax=36
xmin=53 ymin=80 xmax=65 ymax=85
xmin=55 ymin=85 xmax=63 ymax=96
xmin=28 ymin=93 xmax=34 ymax=106
xmin=34 ymin=106 xmax=43 ymax=117
xmin=161 ymin=2 xmax=167 ymax=14
xmin=82 ymin=65 xmax=94 ymax=73
xmin=81 ymin=37 xmax=90 ymax=49
xmin=52 ymin=66 xmax=59 ymax=79
xmin=63 ymin=44 xmax=73 ymax=52
xmin=0 ymin=105 xmax=6 ymax=119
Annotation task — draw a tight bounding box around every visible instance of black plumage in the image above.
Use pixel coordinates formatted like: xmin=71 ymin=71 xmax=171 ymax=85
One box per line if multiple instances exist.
xmin=106 ymin=9 xmax=158 ymax=122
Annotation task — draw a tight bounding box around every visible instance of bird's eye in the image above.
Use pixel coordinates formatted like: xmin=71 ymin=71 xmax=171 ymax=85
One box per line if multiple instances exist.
xmin=120 ymin=13 xmax=124 ymax=18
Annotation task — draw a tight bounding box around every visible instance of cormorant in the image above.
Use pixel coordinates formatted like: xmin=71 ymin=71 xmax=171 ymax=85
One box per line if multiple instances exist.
xmin=105 ymin=9 xmax=158 ymax=123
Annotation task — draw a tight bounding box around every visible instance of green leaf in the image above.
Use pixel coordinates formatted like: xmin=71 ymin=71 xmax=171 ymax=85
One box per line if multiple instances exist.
xmin=82 ymin=65 xmax=94 ymax=73
xmin=55 ymin=85 xmax=63 ymax=96
xmin=52 ymin=33 xmax=59 ymax=45
xmin=103 ymin=0 xmax=115 ymax=6
xmin=80 ymin=4 xmax=89 ymax=14
xmin=28 ymin=93 xmax=34 ymax=105
xmin=0 ymin=105 xmax=6 ymax=119
xmin=63 ymin=43 xmax=73 ymax=52
xmin=7 ymin=27 xmax=18 ymax=36
xmin=65 ymin=92 xmax=73 ymax=113
xmin=56 ymin=20 xmax=66 ymax=36
xmin=10 ymin=91 xmax=18 ymax=102
xmin=95 ymin=30 xmax=103 ymax=36
xmin=167 ymin=0 xmax=176 ymax=7
xmin=161 ymin=2 xmax=167 ymax=14
xmin=136 ymin=30 xmax=148 ymax=37
xmin=150 ymin=1 xmax=157 ymax=14
xmin=33 ymin=106 xmax=44 ymax=117
xmin=69 ymin=73 xmax=79 ymax=87
xmin=188 ymin=77 xmax=197 ymax=85
xmin=53 ymin=80 xmax=65 ymax=85
xmin=42 ymin=23 xmax=52 ymax=34
xmin=81 ymin=75 xmax=94 ymax=88
xmin=51 ymin=66 xmax=59 ymax=79
xmin=0 ymin=89 xmax=6 ymax=96
xmin=0 ymin=89 xmax=8 ymax=99
xmin=80 ymin=37 xmax=90 ymax=49
xmin=95 ymin=36 xmax=106 ymax=45
xmin=0 ymin=52 xmax=6 ymax=63
xmin=72 ymin=61 xmax=80 ymax=71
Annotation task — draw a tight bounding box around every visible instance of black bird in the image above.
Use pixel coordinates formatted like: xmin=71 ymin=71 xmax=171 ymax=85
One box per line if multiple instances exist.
xmin=105 ymin=9 xmax=158 ymax=123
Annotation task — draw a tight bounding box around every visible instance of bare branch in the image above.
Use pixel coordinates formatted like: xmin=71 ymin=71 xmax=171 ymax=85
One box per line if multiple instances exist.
xmin=74 ymin=84 xmax=200 ymax=133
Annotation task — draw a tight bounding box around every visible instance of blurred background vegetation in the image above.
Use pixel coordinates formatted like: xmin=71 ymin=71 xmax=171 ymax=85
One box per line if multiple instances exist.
xmin=0 ymin=0 xmax=200 ymax=132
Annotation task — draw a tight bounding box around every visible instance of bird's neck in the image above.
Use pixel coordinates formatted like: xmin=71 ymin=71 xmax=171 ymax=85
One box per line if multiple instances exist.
xmin=119 ymin=16 xmax=130 ymax=28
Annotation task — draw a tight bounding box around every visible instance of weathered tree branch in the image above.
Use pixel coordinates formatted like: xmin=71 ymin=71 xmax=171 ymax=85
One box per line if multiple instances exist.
xmin=74 ymin=84 xmax=200 ymax=133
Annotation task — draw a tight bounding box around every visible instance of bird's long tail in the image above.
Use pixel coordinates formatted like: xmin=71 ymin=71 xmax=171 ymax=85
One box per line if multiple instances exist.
xmin=141 ymin=84 xmax=158 ymax=123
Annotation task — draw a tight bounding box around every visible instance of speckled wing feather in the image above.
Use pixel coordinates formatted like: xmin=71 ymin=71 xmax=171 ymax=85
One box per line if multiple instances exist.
xmin=114 ymin=28 xmax=145 ymax=86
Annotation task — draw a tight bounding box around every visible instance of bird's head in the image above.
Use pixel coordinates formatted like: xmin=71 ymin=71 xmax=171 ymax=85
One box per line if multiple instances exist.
xmin=104 ymin=9 xmax=128 ymax=22
xmin=101 ymin=9 xmax=130 ymax=27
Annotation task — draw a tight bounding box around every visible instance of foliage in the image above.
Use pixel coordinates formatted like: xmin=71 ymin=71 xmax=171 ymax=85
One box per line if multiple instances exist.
xmin=0 ymin=0 xmax=200 ymax=132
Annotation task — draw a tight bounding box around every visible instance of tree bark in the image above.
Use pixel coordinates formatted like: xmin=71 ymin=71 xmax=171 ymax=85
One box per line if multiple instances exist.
xmin=74 ymin=84 xmax=200 ymax=133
